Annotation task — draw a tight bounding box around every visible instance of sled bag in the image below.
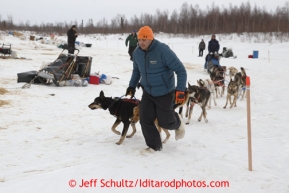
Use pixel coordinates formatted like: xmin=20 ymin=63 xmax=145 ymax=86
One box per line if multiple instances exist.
xmin=17 ymin=71 xmax=41 ymax=83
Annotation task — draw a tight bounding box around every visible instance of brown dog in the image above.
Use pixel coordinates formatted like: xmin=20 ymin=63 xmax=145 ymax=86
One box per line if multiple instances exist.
xmin=228 ymin=66 xmax=238 ymax=80
xmin=234 ymin=67 xmax=247 ymax=100
xmin=185 ymin=84 xmax=211 ymax=123
xmin=132 ymin=106 xmax=171 ymax=144
xmin=223 ymin=78 xmax=239 ymax=108
xmin=197 ymin=79 xmax=217 ymax=109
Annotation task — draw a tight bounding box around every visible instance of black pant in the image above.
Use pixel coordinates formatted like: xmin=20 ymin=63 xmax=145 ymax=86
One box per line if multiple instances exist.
xmin=140 ymin=90 xmax=181 ymax=150
xmin=68 ymin=42 xmax=75 ymax=54
xmin=199 ymin=49 xmax=204 ymax=56
xmin=128 ymin=46 xmax=137 ymax=60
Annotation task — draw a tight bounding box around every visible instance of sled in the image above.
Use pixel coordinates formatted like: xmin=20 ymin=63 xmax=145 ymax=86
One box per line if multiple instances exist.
xmin=19 ymin=48 xmax=92 ymax=88
xmin=0 ymin=44 xmax=12 ymax=58
xmin=220 ymin=48 xmax=236 ymax=59
xmin=204 ymin=53 xmax=221 ymax=74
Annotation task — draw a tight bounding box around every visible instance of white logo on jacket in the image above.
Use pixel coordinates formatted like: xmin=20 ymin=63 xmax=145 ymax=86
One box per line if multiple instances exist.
xmin=150 ymin=61 xmax=157 ymax=64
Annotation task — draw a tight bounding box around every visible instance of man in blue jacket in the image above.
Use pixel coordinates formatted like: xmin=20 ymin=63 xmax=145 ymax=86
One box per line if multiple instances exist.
xmin=125 ymin=26 xmax=187 ymax=151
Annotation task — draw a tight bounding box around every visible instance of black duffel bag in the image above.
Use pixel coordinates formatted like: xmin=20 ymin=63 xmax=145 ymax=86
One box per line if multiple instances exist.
xmin=17 ymin=71 xmax=42 ymax=83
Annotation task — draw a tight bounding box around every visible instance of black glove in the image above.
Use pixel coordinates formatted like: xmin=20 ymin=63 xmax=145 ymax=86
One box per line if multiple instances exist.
xmin=125 ymin=87 xmax=136 ymax=98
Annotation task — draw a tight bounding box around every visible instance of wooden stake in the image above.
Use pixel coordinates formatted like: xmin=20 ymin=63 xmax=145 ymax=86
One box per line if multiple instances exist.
xmin=246 ymin=76 xmax=253 ymax=171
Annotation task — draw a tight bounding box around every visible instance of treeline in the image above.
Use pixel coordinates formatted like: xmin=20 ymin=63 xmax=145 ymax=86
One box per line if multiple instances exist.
xmin=0 ymin=2 xmax=289 ymax=35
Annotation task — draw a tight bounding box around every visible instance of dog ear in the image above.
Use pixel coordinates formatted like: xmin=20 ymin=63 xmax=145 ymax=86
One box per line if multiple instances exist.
xmin=100 ymin=90 xmax=105 ymax=98
xmin=188 ymin=82 xmax=191 ymax=87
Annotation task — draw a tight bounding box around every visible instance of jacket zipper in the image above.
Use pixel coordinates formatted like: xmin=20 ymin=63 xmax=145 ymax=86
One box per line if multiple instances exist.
xmin=161 ymin=74 xmax=169 ymax=89
xmin=144 ymin=53 xmax=152 ymax=93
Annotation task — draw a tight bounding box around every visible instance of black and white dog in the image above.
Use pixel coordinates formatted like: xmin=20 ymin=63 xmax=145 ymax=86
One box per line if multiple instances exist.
xmin=197 ymin=79 xmax=217 ymax=109
xmin=234 ymin=67 xmax=247 ymax=100
xmin=183 ymin=83 xmax=211 ymax=124
xmin=209 ymin=66 xmax=227 ymax=98
xmin=88 ymin=90 xmax=140 ymax=145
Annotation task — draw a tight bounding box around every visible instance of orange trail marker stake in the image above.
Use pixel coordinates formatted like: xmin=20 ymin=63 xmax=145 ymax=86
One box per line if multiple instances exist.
xmin=246 ymin=76 xmax=252 ymax=171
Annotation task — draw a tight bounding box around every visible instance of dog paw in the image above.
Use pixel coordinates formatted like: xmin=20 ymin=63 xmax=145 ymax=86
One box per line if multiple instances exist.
xmin=162 ymin=139 xmax=168 ymax=144
xmin=115 ymin=142 xmax=121 ymax=145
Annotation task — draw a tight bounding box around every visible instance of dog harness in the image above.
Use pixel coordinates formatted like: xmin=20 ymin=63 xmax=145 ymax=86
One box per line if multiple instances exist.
xmin=122 ymin=99 xmax=140 ymax=106
xmin=110 ymin=98 xmax=140 ymax=117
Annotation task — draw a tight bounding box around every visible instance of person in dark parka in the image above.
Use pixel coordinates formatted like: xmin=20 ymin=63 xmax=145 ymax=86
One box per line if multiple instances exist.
xmin=205 ymin=34 xmax=220 ymax=69
xmin=125 ymin=30 xmax=138 ymax=61
xmin=67 ymin=25 xmax=78 ymax=54
xmin=198 ymin=39 xmax=206 ymax=57
xmin=125 ymin=26 xmax=187 ymax=152
xmin=208 ymin=34 xmax=220 ymax=54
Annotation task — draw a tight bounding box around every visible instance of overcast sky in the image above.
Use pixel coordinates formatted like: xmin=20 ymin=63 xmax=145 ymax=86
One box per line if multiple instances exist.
xmin=0 ymin=0 xmax=287 ymax=26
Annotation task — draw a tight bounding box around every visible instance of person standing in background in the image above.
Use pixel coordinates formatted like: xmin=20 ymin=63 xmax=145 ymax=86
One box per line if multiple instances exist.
xmin=204 ymin=34 xmax=220 ymax=69
xmin=198 ymin=39 xmax=205 ymax=57
xmin=67 ymin=25 xmax=78 ymax=54
xmin=125 ymin=30 xmax=138 ymax=61
xmin=208 ymin=34 xmax=220 ymax=54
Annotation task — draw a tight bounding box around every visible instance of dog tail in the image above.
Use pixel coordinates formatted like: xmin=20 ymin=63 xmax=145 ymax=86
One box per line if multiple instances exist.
xmin=240 ymin=67 xmax=246 ymax=77
xmin=197 ymin=79 xmax=205 ymax=87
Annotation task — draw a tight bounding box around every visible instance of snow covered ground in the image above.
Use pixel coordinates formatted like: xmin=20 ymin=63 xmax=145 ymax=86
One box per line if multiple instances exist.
xmin=0 ymin=32 xmax=289 ymax=193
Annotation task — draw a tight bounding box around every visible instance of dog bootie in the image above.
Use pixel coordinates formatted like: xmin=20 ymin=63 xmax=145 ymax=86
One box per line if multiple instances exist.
xmin=175 ymin=113 xmax=185 ymax=140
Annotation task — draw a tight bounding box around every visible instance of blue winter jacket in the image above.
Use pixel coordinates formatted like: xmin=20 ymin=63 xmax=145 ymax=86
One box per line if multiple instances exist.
xmin=208 ymin=39 xmax=220 ymax=53
xmin=129 ymin=39 xmax=187 ymax=97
